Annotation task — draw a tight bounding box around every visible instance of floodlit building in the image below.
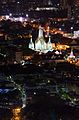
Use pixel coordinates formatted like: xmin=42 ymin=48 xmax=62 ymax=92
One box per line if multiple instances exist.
xmin=29 ymin=25 xmax=53 ymax=53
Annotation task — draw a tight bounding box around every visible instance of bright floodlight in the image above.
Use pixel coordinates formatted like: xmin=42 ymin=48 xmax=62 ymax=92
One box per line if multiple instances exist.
xmin=19 ymin=17 xmax=23 ymax=22
xmin=5 ymin=15 xmax=9 ymax=19
xmin=26 ymin=14 xmax=28 ymax=17
xmin=17 ymin=1 xmax=20 ymax=4
xmin=9 ymin=13 xmax=12 ymax=17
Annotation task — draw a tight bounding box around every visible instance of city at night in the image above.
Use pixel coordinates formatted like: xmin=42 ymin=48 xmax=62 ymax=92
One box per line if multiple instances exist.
xmin=0 ymin=0 xmax=79 ymax=120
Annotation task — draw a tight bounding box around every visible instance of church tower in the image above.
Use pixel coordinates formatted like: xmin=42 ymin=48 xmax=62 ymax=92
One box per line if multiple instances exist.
xmin=35 ymin=26 xmax=47 ymax=52
xmin=29 ymin=36 xmax=34 ymax=50
xmin=47 ymin=36 xmax=53 ymax=51
xmin=67 ymin=48 xmax=75 ymax=61
xmin=38 ymin=25 xmax=44 ymax=38
xmin=69 ymin=49 xmax=75 ymax=59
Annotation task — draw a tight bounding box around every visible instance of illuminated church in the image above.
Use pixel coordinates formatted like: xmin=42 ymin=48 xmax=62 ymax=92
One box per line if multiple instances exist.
xmin=67 ymin=49 xmax=75 ymax=59
xmin=67 ymin=49 xmax=76 ymax=63
xmin=29 ymin=26 xmax=53 ymax=53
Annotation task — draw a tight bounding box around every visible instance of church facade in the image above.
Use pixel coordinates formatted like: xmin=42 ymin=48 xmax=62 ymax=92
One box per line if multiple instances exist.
xmin=29 ymin=26 xmax=53 ymax=53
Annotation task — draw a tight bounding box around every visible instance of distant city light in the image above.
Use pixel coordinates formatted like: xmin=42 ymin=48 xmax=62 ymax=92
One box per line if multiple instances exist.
xmin=26 ymin=14 xmax=28 ymax=17
xmin=9 ymin=13 xmax=12 ymax=17
xmin=35 ymin=7 xmax=58 ymax=11
xmin=71 ymin=27 xmax=73 ymax=30
xmin=74 ymin=30 xmax=79 ymax=38
xmin=19 ymin=17 xmax=23 ymax=22
xmin=59 ymin=28 xmax=62 ymax=31
xmin=14 ymin=18 xmax=18 ymax=21
xmin=17 ymin=1 xmax=20 ymax=4
xmin=5 ymin=15 xmax=9 ymax=19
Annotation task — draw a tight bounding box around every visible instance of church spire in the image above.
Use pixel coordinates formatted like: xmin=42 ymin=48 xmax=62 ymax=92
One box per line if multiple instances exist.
xmin=67 ymin=48 xmax=75 ymax=60
xmin=29 ymin=36 xmax=34 ymax=50
xmin=47 ymin=36 xmax=53 ymax=51
xmin=48 ymin=35 xmax=51 ymax=43
xmin=30 ymin=35 xmax=33 ymax=43
xmin=69 ymin=48 xmax=75 ymax=58
xmin=38 ymin=26 xmax=44 ymax=38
